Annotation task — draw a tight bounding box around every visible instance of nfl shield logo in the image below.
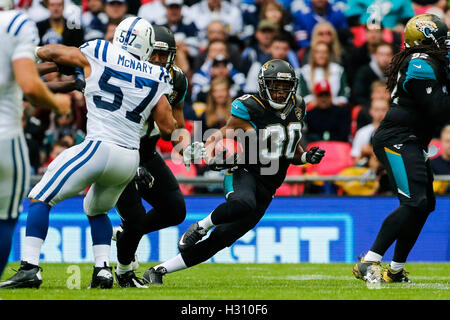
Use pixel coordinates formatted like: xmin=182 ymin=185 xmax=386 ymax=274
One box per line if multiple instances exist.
xmin=426 ymin=87 xmax=432 ymax=94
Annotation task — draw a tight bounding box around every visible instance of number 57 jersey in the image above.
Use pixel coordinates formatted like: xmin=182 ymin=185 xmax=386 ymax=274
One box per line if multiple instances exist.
xmin=80 ymin=39 xmax=172 ymax=149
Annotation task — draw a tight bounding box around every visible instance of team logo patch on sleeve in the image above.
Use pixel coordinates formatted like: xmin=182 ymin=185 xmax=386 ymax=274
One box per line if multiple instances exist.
xmin=295 ymin=107 xmax=303 ymax=120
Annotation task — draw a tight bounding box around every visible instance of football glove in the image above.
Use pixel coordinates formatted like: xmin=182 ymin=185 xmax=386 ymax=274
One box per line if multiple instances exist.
xmin=183 ymin=141 xmax=206 ymax=170
xmin=208 ymin=148 xmax=240 ymax=171
xmin=133 ymin=166 xmax=154 ymax=193
xmin=301 ymin=146 xmax=325 ymax=164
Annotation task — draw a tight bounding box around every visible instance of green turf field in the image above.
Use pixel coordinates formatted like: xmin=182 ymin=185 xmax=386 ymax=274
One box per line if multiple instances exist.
xmin=0 ymin=262 xmax=448 ymax=300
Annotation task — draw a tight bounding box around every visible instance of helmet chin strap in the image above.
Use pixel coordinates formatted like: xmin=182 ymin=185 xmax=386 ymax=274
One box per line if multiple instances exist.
xmin=268 ymin=100 xmax=286 ymax=110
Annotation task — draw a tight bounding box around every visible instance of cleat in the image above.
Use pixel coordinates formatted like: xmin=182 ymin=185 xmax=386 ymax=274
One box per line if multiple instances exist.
xmin=115 ymin=270 xmax=148 ymax=288
xmin=352 ymin=258 xmax=384 ymax=283
xmin=178 ymin=222 xmax=208 ymax=252
xmin=88 ymin=263 xmax=113 ymax=289
xmin=112 ymin=225 xmax=139 ymax=271
xmin=383 ymin=268 xmax=411 ymax=283
xmin=142 ymin=266 xmax=166 ymax=285
xmin=0 ymin=261 xmax=42 ymax=289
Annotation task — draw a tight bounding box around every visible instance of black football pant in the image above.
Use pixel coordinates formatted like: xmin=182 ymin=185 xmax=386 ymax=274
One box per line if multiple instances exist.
xmin=371 ymin=138 xmax=435 ymax=263
xmin=115 ymin=152 xmax=186 ymax=265
xmin=181 ymin=168 xmax=273 ymax=268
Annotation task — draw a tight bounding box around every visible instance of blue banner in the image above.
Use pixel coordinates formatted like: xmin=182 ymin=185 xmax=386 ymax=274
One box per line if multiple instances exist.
xmin=9 ymin=196 xmax=450 ymax=263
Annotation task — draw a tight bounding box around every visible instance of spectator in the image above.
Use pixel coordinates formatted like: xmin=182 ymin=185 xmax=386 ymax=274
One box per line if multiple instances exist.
xmin=22 ymin=102 xmax=45 ymax=175
xmin=304 ymin=80 xmax=351 ymax=143
xmin=298 ymin=41 xmax=350 ymax=106
xmin=298 ymin=21 xmax=344 ymax=65
xmin=345 ymin=0 xmax=414 ymax=32
xmin=293 ymin=0 xmax=348 ymax=49
xmin=244 ymin=33 xmax=300 ymax=93
xmin=356 ymin=80 xmax=390 ymax=130
xmin=431 ymin=124 xmax=450 ymax=194
xmin=105 ymin=0 xmax=131 ymax=24
xmin=241 ymin=0 xmax=275 ymax=41
xmin=192 ymin=54 xmax=246 ymax=105
xmin=193 ymin=20 xmax=241 ymax=73
xmin=351 ymin=99 xmax=389 ymax=164
xmin=138 ymin=0 xmax=167 ymax=25
xmin=104 ymin=21 xmax=118 ymax=42
xmin=39 ymin=139 xmax=71 ymax=175
xmin=342 ymin=22 xmax=384 ymax=88
xmin=163 ymin=0 xmax=199 ymax=71
xmin=445 ymin=6 xmax=450 ymax=28
xmin=186 ymin=0 xmax=243 ymax=40
xmin=26 ymin=0 xmax=82 ymax=24
xmin=351 ymin=41 xmax=393 ymax=106
xmin=200 ymin=76 xmax=232 ymax=131
xmin=81 ymin=0 xmax=108 ymax=41
xmin=240 ymin=19 xmax=278 ymax=76
xmin=44 ymin=111 xmax=85 ymax=152
xmin=259 ymin=1 xmax=297 ymax=52
xmin=37 ymin=0 xmax=84 ymax=47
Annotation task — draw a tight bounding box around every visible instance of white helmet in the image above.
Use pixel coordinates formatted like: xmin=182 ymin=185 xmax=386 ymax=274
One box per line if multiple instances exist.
xmin=0 ymin=0 xmax=14 ymax=10
xmin=113 ymin=17 xmax=155 ymax=61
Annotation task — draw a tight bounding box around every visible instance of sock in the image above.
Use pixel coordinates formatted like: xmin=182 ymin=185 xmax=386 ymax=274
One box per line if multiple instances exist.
xmin=116 ymin=262 xmax=133 ymax=275
xmin=198 ymin=214 xmax=214 ymax=231
xmin=364 ymin=251 xmax=382 ymax=262
xmin=390 ymin=261 xmax=405 ymax=272
xmin=92 ymin=244 xmax=110 ymax=267
xmin=0 ymin=220 xmax=18 ymax=277
xmin=22 ymin=236 xmax=44 ymax=266
xmin=88 ymin=214 xmax=112 ymax=246
xmin=25 ymin=201 xmax=51 ymax=240
xmin=155 ymin=254 xmax=187 ymax=274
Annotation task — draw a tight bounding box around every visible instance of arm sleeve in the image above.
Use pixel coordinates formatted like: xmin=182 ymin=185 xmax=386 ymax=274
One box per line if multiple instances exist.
xmin=11 ymin=18 xmax=40 ymax=61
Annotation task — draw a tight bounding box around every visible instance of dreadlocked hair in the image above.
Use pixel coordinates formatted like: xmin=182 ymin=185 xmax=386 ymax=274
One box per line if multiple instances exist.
xmin=386 ymin=38 xmax=448 ymax=92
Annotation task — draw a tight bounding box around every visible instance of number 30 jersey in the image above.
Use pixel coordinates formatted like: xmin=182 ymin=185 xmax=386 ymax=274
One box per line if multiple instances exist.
xmin=80 ymin=39 xmax=172 ymax=149
xmin=231 ymin=93 xmax=306 ymax=193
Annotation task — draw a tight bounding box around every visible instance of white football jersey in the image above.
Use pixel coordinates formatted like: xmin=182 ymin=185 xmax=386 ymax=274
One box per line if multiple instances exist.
xmin=0 ymin=10 xmax=39 ymax=139
xmin=81 ymin=39 xmax=172 ymax=149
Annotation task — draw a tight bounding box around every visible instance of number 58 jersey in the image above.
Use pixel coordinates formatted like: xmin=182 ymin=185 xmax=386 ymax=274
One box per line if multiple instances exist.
xmin=80 ymin=39 xmax=172 ymax=149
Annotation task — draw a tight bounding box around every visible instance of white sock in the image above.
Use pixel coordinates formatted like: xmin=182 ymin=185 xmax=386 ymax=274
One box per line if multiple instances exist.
xmin=198 ymin=214 xmax=214 ymax=231
xmin=364 ymin=251 xmax=382 ymax=262
xmin=22 ymin=236 xmax=44 ymax=266
xmin=92 ymin=244 xmax=110 ymax=267
xmin=116 ymin=262 xmax=133 ymax=275
xmin=155 ymin=254 xmax=187 ymax=274
xmin=390 ymin=261 xmax=405 ymax=272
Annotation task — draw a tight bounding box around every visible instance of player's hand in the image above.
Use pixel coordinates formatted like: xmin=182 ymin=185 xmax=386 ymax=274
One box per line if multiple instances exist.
xmin=207 ymin=148 xmax=240 ymax=171
xmin=303 ymin=147 xmax=325 ymax=164
xmin=183 ymin=141 xmax=206 ymax=170
xmin=134 ymin=166 xmax=154 ymax=192
xmin=54 ymin=93 xmax=71 ymax=115
xmin=74 ymin=78 xmax=85 ymax=93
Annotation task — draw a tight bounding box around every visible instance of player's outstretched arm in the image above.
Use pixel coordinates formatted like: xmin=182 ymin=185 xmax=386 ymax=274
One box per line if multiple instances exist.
xmin=153 ymin=95 xmax=177 ymax=141
xmin=36 ymin=44 xmax=91 ymax=78
xmin=13 ymin=58 xmax=71 ymax=115
xmin=292 ymin=145 xmax=325 ymax=165
xmin=37 ymin=61 xmax=58 ymax=76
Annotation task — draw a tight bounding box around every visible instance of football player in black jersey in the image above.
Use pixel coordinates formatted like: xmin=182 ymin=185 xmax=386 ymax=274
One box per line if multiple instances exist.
xmin=141 ymin=59 xmax=325 ymax=285
xmin=112 ymin=25 xmax=205 ymax=287
xmin=353 ymin=14 xmax=450 ymax=284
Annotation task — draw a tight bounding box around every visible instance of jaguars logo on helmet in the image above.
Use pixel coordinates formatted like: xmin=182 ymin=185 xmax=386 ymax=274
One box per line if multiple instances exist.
xmin=404 ymin=14 xmax=448 ymax=48
xmin=257 ymin=59 xmax=298 ymax=110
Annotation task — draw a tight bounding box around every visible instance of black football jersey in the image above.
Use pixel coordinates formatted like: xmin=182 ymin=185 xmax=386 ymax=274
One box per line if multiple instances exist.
xmin=140 ymin=65 xmax=188 ymax=160
xmin=230 ymin=93 xmax=306 ymax=193
xmin=376 ymin=53 xmax=450 ymax=148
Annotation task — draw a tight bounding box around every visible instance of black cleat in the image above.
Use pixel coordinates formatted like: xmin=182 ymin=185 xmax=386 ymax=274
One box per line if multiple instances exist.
xmin=0 ymin=261 xmax=42 ymax=289
xmin=88 ymin=263 xmax=113 ymax=289
xmin=178 ymin=222 xmax=208 ymax=252
xmin=352 ymin=257 xmax=384 ymax=283
xmin=142 ymin=266 xmax=166 ymax=285
xmin=383 ymin=267 xmax=411 ymax=283
xmin=115 ymin=270 xmax=148 ymax=288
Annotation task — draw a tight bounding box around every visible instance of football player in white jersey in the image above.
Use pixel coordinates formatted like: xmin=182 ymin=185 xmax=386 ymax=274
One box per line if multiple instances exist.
xmin=0 ymin=16 xmax=176 ymax=289
xmin=0 ymin=0 xmax=71 ymax=281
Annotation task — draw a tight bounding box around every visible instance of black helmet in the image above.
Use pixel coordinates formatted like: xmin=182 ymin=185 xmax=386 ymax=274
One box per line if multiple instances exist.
xmin=404 ymin=14 xmax=448 ymax=48
xmin=258 ymin=59 xmax=298 ymax=110
xmin=150 ymin=25 xmax=177 ymax=69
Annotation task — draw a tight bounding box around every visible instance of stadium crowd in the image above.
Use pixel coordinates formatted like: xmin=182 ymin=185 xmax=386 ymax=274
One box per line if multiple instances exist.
xmin=19 ymin=0 xmax=450 ymax=195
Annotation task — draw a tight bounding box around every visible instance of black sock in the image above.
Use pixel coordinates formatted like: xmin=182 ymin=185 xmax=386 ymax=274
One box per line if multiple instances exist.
xmin=116 ymin=226 xmax=143 ymax=266
xmin=370 ymin=205 xmax=416 ymax=256
xmin=393 ymin=208 xmax=429 ymax=263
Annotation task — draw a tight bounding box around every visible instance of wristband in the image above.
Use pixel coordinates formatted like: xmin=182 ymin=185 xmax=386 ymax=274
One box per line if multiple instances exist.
xmin=34 ymin=46 xmax=42 ymax=62
xmin=301 ymin=152 xmax=307 ymax=164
